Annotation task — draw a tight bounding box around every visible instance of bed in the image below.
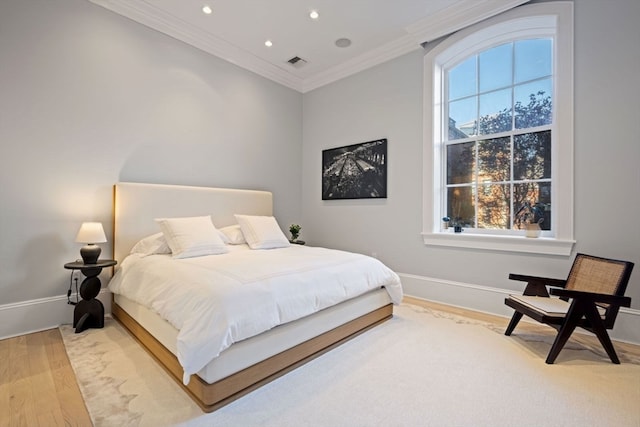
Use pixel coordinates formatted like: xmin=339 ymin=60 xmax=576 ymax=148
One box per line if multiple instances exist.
xmin=109 ymin=182 xmax=402 ymax=412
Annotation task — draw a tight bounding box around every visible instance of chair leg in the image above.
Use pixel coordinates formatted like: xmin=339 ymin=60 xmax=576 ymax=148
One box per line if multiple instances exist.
xmin=505 ymin=311 xmax=523 ymax=336
xmin=546 ymin=302 xmax=583 ymax=364
xmin=583 ymin=303 xmax=620 ymax=364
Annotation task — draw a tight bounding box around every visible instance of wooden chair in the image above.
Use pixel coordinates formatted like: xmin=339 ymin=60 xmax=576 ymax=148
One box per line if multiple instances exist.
xmin=504 ymin=253 xmax=634 ymax=364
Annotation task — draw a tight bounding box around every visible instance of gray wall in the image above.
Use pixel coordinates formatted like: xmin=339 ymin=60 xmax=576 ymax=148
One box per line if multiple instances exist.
xmin=0 ymin=0 xmax=302 ymax=307
xmin=302 ymin=0 xmax=640 ymax=309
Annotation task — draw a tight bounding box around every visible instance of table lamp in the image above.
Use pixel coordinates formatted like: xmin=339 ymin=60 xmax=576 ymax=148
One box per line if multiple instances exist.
xmin=75 ymin=222 xmax=107 ymax=264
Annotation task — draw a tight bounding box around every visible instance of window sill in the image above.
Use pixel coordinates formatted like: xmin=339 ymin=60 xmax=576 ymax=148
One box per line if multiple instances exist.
xmin=422 ymin=231 xmax=575 ymax=256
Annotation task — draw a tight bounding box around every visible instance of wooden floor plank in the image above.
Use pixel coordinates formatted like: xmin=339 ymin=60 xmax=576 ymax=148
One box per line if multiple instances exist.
xmin=0 ymin=334 xmax=11 ymax=427
xmin=6 ymin=335 xmax=39 ymax=427
xmin=0 ymin=386 xmax=10 ymax=427
xmin=36 ymin=409 xmax=66 ymax=427
xmin=8 ymin=378 xmax=39 ymax=427
xmin=8 ymin=335 xmax=28 ymax=383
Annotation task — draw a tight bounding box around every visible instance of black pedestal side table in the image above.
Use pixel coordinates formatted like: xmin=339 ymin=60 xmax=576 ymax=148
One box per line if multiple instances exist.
xmin=64 ymin=259 xmax=117 ymax=333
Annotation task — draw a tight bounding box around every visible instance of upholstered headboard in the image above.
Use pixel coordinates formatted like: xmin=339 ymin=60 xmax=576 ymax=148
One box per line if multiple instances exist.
xmin=113 ymin=182 xmax=273 ymax=263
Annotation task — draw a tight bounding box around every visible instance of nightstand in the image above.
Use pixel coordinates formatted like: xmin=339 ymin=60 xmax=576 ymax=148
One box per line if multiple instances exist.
xmin=64 ymin=259 xmax=117 ymax=333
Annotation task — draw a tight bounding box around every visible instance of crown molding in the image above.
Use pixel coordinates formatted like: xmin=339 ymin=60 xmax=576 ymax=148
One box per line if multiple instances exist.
xmin=405 ymin=0 xmax=531 ymax=43
xmin=89 ymin=0 xmax=528 ymax=93
xmin=302 ymin=34 xmax=421 ymax=93
xmin=89 ymin=0 xmax=305 ymax=91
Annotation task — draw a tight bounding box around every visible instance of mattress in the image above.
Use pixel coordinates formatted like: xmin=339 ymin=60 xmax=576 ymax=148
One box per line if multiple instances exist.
xmin=114 ymin=288 xmax=392 ymax=384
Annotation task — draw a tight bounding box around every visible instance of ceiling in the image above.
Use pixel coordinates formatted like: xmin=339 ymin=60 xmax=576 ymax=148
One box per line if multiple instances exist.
xmin=89 ymin=0 xmax=529 ymax=93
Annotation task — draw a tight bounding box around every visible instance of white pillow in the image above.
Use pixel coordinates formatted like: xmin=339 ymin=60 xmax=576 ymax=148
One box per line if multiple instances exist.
xmin=216 ymin=228 xmax=231 ymax=244
xmin=219 ymin=224 xmax=246 ymax=245
xmin=234 ymin=214 xmax=290 ymax=249
xmin=130 ymin=232 xmax=171 ymax=256
xmin=156 ymin=216 xmax=229 ymax=258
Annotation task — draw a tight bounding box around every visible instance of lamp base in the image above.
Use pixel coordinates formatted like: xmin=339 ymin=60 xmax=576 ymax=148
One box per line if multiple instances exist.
xmin=80 ymin=244 xmax=101 ymax=264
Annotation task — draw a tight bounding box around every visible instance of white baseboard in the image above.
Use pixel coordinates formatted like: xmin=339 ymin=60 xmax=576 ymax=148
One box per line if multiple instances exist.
xmin=399 ymin=272 xmax=640 ymax=345
xmin=4 ymin=277 xmax=639 ymax=346
xmin=0 ymin=290 xmax=113 ymax=340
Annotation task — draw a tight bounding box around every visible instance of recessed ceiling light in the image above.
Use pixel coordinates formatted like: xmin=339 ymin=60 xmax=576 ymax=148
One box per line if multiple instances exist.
xmin=335 ymin=38 xmax=352 ymax=48
xmin=202 ymin=5 xmax=212 ymax=15
xmin=309 ymin=10 xmax=319 ymax=20
xmin=265 ymin=40 xmax=273 ymax=47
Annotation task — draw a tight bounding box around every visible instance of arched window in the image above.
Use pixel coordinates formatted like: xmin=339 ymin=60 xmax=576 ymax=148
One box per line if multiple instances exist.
xmin=422 ymin=2 xmax=574 ymax=255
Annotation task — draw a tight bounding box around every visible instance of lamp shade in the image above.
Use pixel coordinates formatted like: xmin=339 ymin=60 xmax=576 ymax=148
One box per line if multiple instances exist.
xmin=75 ymin=222 xmax=107 ymax=264
xmin=75 ymin=222 xmax=107 ymax=244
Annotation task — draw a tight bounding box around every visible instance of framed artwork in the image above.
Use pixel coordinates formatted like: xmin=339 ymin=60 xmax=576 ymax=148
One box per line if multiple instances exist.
xmin=322 ymin=138 xmax=387 ymax=200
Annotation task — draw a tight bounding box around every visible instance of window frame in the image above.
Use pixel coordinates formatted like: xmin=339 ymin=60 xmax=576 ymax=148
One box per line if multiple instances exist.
xmin=422 ymin=2 xmax=575 ymax=256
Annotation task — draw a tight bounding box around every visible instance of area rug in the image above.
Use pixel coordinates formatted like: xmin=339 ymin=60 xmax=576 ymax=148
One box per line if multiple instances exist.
xmin=60 ymin=304 xmax=640 ymax=427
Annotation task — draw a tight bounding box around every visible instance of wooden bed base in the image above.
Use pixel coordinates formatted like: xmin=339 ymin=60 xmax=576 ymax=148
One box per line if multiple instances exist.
xmin=112 ymin=301 xmax=393 ymax=412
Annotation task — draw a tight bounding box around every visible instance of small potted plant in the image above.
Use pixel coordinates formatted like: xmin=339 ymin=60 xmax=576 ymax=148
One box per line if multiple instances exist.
xmin=525 ymin=218 xmax=543 ymax=238
xmin=515 ymin=201 xmax=544 ymax=238
xmin=442 ymin=216 xmax=450 ymax=230
xmin=289 ymin=224 xmax=301 ymax=242
xmin=453 ymin=218 xmax=463 ymax=233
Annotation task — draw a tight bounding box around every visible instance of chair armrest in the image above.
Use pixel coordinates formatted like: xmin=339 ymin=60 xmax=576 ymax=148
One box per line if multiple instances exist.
xmin=509 ymin=274 xmax=567 ymax=287
xmin=508 ymin=274 xmax=567 ymax=296
xmin=549 ymin=288 xmax=632 ymax=307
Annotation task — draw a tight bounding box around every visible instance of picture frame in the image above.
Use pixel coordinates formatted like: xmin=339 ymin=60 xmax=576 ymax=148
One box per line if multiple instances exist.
xmin=322 ymin=138 xmax=387 ymax=200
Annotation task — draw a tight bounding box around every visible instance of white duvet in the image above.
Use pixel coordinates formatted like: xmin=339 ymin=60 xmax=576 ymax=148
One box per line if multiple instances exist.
xmin=108 ymin=244 xmax=402 ymax=384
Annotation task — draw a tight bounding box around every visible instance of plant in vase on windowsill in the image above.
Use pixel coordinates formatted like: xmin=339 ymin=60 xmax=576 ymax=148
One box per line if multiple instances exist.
xmin=523 ymin=217 xmax=543 ymax=238
xmin=452 ymin=217 xmax=463 ymax=233
xmin=442 ymin=217 xmax=450 ymax=229
xmin=514 ymin=201 xmax=545 ymax=238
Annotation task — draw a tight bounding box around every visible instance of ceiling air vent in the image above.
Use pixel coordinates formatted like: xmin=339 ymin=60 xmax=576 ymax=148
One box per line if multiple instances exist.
xmin=286 ymin=56 xmax=307 ymax=69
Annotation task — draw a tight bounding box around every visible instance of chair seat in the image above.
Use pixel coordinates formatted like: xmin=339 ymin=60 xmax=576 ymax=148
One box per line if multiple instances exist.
xmin=507 ymin=295 xmax=606 ymax=318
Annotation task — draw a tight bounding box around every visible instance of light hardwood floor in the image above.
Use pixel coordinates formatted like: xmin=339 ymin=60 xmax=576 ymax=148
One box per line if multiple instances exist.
xmin=0 ymin=328 xmax=92 ymax=427
xmin=2 ymin=298 xmax=638 ymax=426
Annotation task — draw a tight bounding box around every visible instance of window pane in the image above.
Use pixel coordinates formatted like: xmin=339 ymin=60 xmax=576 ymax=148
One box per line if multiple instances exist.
xmin=513 ymin=183 xmax=551 ymax=230
xmin=515 ymin=39 xmax=552 ymax=83
xmin=478 ymin=88 xmax=512 ymax=135
xmin=537 ymin=182 xmax=552 ymax=231
xmin=449 ymin=56 xmax=477 ymax=100
xmin=447 ymin=142 xmax=475 ymax=184
xmin=514 ymin=78 xmax=552 ymax=129
xmin=447 ymin=186 xmax=475 ymax=227
xmin=448 ymin=97 xmax=477 ymax=139
xmin=477 ymin=183 xmax=511 ymax=229
xmin=478 ymin=137 xmax=510 ymax=182
xmin=514 ymin=130 xmax=551 ymax=180
xmin=479 ymin=43 xmax=512 ymax=92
